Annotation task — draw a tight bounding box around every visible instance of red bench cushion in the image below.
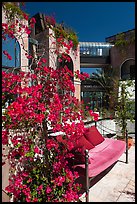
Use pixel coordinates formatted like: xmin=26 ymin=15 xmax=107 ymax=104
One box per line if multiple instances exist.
xmin=73 ymin=138 xmax=126 ymax=177
xmin=84 ymin=126 xmax=104 ymax=146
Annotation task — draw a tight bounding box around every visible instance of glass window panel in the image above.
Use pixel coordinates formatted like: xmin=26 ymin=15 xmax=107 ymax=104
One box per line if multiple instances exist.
xmin=2 ymin=35 xmax=21 ymax=68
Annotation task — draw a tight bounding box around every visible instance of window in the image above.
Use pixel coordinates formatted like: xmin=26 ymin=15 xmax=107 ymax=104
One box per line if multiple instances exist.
xmin=121 ymin=59 xmax=135 ymax=80
xmin=97 ymin=48 xmax=102 ymax=56
xmin=2 ymin=35 xmax=21 ymax=71
xmin=2 ymin=35 xmax=21 ymax=108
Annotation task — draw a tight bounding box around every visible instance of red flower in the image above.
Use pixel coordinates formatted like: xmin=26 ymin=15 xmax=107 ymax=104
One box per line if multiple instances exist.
xmin=41 ymin=58 xmax=47 ymax=63
xmin=55 ymin=176 xmax=65 ymax=186
xmin=7 ymin=54 xmax=12 ymax=60
xmin=3 ymin=50 xmax=12 ymax=60
xmin=26 ymin=197 xmax=31 ymax=202
xmin=25 ymin=27 xmax=31 ymax=35
xmin=89 ymin=111 xmax=99 ymax=121
xmin=58 ymin=58 xmax=62 ymax=62
xmin=46 ymin=139 xmax=59 ymax=150
xmin=2 ymin=130 xmax=8 ymax=145
xmin=23 ymin=13 xmax=29 ymax=20
xmin=30 ymin=17 xmax=36 ymax=24
xmin=34 ymin=146 xmax=40 ymax=154
xmin=37 ymin=184 xmax=43 ymax=191
xmin=3 ymin=50 xmax=8 ymax=55
xmin=33 ymin=198 xmax=38 ymax=202
xmin=46 ymin=186 xmax=52 ymax=194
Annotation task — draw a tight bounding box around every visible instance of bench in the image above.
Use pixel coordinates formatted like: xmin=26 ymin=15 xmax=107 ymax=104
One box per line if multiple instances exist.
xmin=70 ymin=125 xmax=127 ymax=202
xmin=52 ymin=124 xmax=128 ymax=202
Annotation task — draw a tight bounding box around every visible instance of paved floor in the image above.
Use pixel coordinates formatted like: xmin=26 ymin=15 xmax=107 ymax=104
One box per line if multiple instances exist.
xmin=79 ymin=140 xmax=135 ymax=202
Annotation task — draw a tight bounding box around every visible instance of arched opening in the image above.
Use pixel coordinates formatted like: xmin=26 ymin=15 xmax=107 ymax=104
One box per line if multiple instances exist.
xmin=120 ymin=58 xmax=135 ymax=80
xmin=2 ymin=34 xmax=21 ymax=72
xmin=57 ymin=54 xmax=74 ymax=81
xmin=57 ymin=54 xmax=74 ymax=96
xmin=2 ymin=35 xmax=21 ymax=107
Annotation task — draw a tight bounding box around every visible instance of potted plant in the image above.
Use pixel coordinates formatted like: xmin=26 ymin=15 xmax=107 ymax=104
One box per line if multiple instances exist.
xmin=114 ymin=80 xmax=135 ymax=148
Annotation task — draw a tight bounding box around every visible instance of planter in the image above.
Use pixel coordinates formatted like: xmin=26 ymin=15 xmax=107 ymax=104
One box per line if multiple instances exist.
xmin=127 ymin=137 xmax=134 ymax=149
xmin=117 ymin=136 xmax=134 ymax=149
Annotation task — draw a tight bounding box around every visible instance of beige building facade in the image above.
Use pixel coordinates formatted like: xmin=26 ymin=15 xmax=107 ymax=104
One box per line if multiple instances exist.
xmin=2 ymin=6 xmax=29 ymax=202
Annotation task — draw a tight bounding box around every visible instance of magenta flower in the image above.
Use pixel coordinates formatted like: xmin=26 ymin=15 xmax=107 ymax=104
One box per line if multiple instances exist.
xmin=34 ymin=146 xmax=40 ymax=154
xmin=46 ymin=186 xmax=52 ymax=194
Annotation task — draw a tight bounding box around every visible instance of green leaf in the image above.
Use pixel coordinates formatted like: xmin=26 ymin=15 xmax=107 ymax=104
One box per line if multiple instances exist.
xmin=25 ymin=151 xmax=34 ymax=157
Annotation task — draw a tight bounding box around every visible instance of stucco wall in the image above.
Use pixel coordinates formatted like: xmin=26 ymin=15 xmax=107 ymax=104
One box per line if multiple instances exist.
xmin=18 ymin=19 xmax=29 ymax=72
xmin=2 ymin=145 xmax=10 ymax=201
xmin=74 ymin=81 xmax=81 ymax=101
xmin=2 ymin=8 xmax=29 ymax=202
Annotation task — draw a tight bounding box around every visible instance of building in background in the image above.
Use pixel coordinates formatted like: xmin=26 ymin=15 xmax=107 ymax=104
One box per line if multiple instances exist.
xmin=106 ymin=29 xmax=135 ymax=81
xmin=80 ymin=41 xmax=114 ymax=111
xmin=106 ymin=29 xmax=135 ymax=112
xmin=81 ymin=29 xmax=135 ymax=112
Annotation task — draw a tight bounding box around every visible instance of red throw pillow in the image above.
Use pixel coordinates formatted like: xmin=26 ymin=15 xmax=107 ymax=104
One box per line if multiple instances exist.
xmin=74 ymin=135 xmax=95 ymax=150
xmin=72 ymin=136 xmax=94 ymax=164
xmin=84 ymin=126 xmax=104 ymax=146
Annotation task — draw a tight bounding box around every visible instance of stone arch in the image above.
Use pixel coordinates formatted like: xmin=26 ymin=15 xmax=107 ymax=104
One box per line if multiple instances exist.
xmin=120 ymin=58 xmax=135 ymax=80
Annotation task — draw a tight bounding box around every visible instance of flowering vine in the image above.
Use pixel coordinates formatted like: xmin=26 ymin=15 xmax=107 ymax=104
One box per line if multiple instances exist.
xmin=2 ymin=3 xmax=98 ymax=202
